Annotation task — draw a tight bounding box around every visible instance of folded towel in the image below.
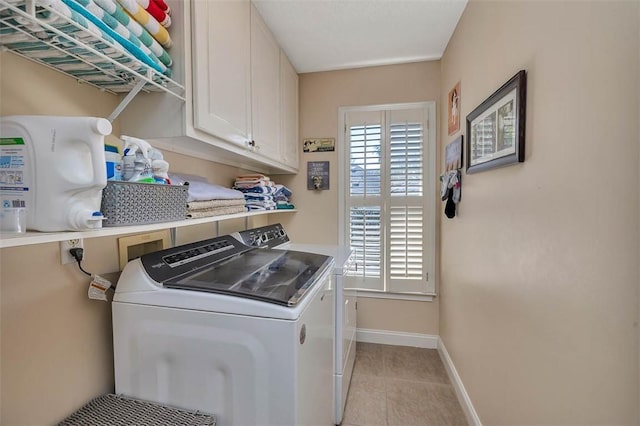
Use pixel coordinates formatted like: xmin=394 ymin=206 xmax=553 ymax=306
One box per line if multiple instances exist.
xmin=152 ymin=0 xmax=170 ymax=15
xmin=72 ymin=0 xmax=169 ymax=73
xmin=93 ymin=0 xmax=172 ymax=66
xmin=116 ymin=0 xmax=172 ymax=48
xmin=187 ymin=199 xmax=246 ymax=210
xmin=233 ymin=180 xmax=274 ymax=188
xmin=274 ymin=184 xmax=293 ymax=198
xmin=243 ymin=194 xmax=274 ymax=202
xmin=235 ymin=174 xmax=268 ymax=180
xmin=169 ymin=173 xmax=245 ymax=202
xmin=61 ymin=0 xmax=168 ymax=75
xmin=135 ymin=0 xmax=170 ymax=27
xmin=186 ymin=205 xmax=247 ymax=219
xmin=276 ymin=203 xmax=295 ymax=210
xmin=233 ymin=185 xmax=275 ymax=194
xmin=246 ymin=205 xmax=276 ymax=211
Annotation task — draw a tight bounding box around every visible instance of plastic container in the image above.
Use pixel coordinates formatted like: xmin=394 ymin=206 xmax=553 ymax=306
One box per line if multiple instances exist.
xmin=0 ymin=115 xmax=110 ymax=232
xmin=100 ymin=181 xmax=188 ymax=226
xmin=105 ymin=144 xmax=122 ymax=181
xmin=0 ymin=207 xmax=26 ymax=233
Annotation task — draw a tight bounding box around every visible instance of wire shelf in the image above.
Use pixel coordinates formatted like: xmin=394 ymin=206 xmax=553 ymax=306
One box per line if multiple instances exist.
xmin=0 ymin=0 xmax=184 ymax=100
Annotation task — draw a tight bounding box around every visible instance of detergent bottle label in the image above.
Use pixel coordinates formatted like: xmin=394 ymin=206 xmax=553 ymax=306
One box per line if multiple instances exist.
xmin=0 ymin=137 xmax=28 ymax=232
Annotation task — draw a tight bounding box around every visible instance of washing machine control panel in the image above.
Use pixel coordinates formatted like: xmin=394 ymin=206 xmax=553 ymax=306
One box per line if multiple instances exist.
xmin=140 ymin=236 xmax=251 ymax=283
xmin=235 ymin=223 xmax=289 ymax=248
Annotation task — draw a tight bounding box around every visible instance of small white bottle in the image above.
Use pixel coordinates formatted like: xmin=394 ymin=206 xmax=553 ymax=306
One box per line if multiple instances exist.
xmin=104 ymin=145 xmax=122 ymax=181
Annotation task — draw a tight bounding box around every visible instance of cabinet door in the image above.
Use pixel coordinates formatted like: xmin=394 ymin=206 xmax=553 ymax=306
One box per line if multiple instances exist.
xmin=280 ymin=52 xmax=299 ymax=169
xmin=191 ymin=0 xmax=252 ymax=147
xmin=250 ymin=3 xmax=281 ymax=162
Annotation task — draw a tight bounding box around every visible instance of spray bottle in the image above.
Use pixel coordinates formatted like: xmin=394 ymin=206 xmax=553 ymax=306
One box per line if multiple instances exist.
xmin=120 ymin=135 xmax=154 ymax=183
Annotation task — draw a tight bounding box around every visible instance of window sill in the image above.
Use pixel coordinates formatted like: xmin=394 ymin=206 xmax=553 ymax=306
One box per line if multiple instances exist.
xmin=350 ymin=290 xmax=436 ymax=302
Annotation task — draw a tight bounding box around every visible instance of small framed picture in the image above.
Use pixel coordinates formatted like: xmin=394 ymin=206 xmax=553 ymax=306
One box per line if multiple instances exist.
xmin=448 ymin=81 xmax=461 ymax=136
xmin=303 ymin=138 xmax=335 ymax=153
xmin=466 ymin=70 xmax=527 ymax=174
xmin=307 ymin=161 xmax=329 ymax=190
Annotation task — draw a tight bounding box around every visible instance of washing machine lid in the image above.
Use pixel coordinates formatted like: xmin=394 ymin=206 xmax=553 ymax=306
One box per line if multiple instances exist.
xmin=164 ymin=249 xmax=331 ymax=306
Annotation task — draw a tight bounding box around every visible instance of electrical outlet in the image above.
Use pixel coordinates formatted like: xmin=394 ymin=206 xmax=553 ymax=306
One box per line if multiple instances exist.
xmin=60 ymin=238 xmax=84 ymax=265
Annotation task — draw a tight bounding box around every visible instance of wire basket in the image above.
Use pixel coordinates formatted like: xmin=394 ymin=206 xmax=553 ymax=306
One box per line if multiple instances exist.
xmin=58 ymin=393 xmax=215 ymax=426
xmin=101 ymin=181 xmax=188 ymax=227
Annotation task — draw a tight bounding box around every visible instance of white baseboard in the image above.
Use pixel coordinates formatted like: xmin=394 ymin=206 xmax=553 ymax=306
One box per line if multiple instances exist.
xmin=355 ymin=328 xmax=438 ymax=349
xmin=438 ymin=338 xmax=482 ymax=426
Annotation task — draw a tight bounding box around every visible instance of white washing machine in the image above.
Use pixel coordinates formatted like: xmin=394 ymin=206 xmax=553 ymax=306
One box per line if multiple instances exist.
xmin=113 ymin=234 xmax=335 ymax=426
xmin=232 ymin=224 xmax=357 ymax=425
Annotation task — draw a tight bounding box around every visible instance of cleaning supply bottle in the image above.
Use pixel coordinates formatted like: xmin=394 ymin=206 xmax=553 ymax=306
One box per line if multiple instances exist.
xmin=148 ymin=148 xmax=170 ymax=184
xmin=104 ymin=144 xmax=122 ymax=181
xmin=120 ymin=135 xmax=154 ymax=183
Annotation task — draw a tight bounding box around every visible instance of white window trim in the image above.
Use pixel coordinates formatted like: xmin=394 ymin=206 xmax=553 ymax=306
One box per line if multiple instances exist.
xmin=338 ymin=101 xmax=437 ymax=298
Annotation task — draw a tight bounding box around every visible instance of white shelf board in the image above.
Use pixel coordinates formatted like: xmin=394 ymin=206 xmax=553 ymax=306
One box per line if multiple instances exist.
xmin=0 ymin=209 xmax=297 ymax=249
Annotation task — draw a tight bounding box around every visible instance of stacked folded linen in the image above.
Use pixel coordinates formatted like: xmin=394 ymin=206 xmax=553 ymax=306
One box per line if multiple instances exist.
xmin=93 ymin=0 xmax=172 ymax=67
xmin=233 ymin=174 xmax=282 ymax=211
xmin=273 ymin=184 xmax=295 ymax=210
xmin=69 ymin=0 xmax=170 ymax=74
xmin=186 ymin=199 xmax=246 ymax=219
xmin=170 ymin=173 xmax=247 ymax=219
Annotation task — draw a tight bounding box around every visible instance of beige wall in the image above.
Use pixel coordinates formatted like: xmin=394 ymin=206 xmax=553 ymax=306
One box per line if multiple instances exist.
xmin=276 ymin=61 xmax=441 ymax=335
xmin=0 ymin=53 xmax=261 ymax=425
xmin=439 ymin=1 xmax=639 ymax=424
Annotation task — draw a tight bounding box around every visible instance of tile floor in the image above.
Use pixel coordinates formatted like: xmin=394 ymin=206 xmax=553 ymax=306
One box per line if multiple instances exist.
xmin=341 ymin=343 xmax=468 ymax=426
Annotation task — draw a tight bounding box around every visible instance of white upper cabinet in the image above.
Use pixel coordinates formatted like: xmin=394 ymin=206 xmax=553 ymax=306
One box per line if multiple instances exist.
xmin=120 ymin=0 xmax=299 ymax=174
xmin=281 ymin=52 xmax=299 ymax=169
xmin=192 ymin=0 xmax=252 ymax=148
xmin=250 ymin=3 xmax=281 ymax=162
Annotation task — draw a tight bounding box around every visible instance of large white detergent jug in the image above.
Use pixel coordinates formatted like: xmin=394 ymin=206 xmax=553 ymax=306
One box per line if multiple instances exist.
xmin=0 ymin=115 xmax=111 ymax=232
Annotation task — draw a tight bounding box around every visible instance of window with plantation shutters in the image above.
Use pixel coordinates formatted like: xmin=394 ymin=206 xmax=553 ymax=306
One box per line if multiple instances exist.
xmin=339 ymin=103 xmax=436 ymax=296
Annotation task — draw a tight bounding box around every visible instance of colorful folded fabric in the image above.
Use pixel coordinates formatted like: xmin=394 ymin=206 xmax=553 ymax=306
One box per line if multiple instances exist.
xmin=233 ymin=185 xmax=275 ymax=194
xmin=92 ymin=0 xmax=172 ymax=67
xmin=61 ymin=0 xmax=167 ymax=75
xmin=134 ymin=0 xmax=170 ymax=27
xmin=276 ymin=203 xmax=295 ymax=210
xmin=274 ymin=184 xmax=293 ymax=198
xmin=246 ymin=205 xmax=276 ymax=211
xmin=72 ymin=0 xmax=168 ymax=74
xmin=233 ymin=179 xmax=274 ymax=188
xmin=152 ymin=0 xmax=170 ymax=15
xmin=116 ymin=0 xmax=172 ymax=48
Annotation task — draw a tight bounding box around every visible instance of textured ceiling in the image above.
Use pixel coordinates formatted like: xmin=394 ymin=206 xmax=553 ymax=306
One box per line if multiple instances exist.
xmin=253 ymin=0 xmax=468 ymax=73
